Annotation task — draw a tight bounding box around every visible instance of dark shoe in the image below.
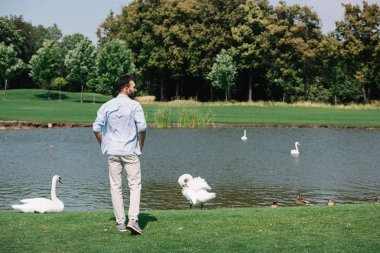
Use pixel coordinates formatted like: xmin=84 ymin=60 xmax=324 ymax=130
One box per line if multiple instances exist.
xmin=127 ymin=219 xmax=143 ymax=234
xmin=116 ymin=223 xmax=127 ymax=232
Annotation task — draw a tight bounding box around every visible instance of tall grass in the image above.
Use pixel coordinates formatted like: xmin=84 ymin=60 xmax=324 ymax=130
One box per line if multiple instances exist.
xmin=154 ymin=108 xmax=173 ymax=128
xmin=177 ymin=109 xmax=214 ymax=128
xmin=153 ymin=108 xmax=214 ymax=128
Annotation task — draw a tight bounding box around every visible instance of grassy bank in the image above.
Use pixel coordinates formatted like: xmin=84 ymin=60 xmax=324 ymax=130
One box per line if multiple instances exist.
xmin=1 ymin=204 xmax=379 ymax=252
xmin=1 ymin=89 xmax=380 ymax=127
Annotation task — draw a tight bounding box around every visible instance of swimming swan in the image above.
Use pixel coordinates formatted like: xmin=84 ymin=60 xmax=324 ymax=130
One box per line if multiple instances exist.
xmin=290 ymin=142 xmax=300 ymax=155
xmin=178 ymin=174 xmax=216 ymax=209
xmin=11 ymin=175 xmax=64 ymax=213
xmin=241 ymin=130 xmax=248 ymax=142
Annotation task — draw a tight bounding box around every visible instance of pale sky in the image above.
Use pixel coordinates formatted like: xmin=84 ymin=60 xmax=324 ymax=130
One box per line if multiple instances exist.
xmin=0 ymin=0 xmax=379 ymax=44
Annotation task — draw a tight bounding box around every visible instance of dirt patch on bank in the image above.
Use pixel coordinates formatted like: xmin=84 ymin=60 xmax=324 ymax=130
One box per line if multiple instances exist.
xmin=1 ymin=120 xmax=379 ymax=130
xmin=0 ymin=121 xmax=92 ymax=130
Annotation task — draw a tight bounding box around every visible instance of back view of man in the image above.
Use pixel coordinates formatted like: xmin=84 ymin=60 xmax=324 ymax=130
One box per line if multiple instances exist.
xmin=93 ymin=75 xmax=147 ymax=234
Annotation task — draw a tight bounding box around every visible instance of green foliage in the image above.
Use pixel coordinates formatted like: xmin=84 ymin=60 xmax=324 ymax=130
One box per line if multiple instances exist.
xmin=52 ymin=77 xmax=68 ymax=89
xmin=64 ymin=37 xmax=97 ymax=90
xmin=51 ymin=77 xmax=68 ymax=101
xmin=207 ymin=49 xmax=237 ymax=101
xmin=0 ymin=43 xmax=25 ymax=83
xmin=96 ymin=39 xmax=136 ymax=96
xmin=335 ymin=2 xmax=380 ymax=103
xmin=1 ymin=1 xmax=380 ymax=104
xmin=0 ymin=16 xmax=23 ymax=54
xmin=29 ymin=40 xmax=64 ymax=89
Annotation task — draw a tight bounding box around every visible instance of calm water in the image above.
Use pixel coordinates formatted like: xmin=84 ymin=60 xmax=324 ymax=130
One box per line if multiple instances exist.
xmin=0 ymin=127 xmax=379 ymax=211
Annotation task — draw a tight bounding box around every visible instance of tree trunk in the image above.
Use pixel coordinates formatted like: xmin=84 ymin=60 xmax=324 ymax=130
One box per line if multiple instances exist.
xmin=160 ymin=78 xmax=164 ymax=101
xmin=362 ymin=86 xmax=368 ymax=104
xmin=334 ymin=94 xmax=337 ymax=105
xmin=248 ymin=72 xmax=253 ymax=102
xmin=93 ymin=91 xmax=96 ymax=103
xmin=80 ymin=85 xmax=84 ymax=103
xmin=59 ymin=86 xmax=62 ymax=101
xmin=225 ymin=90 xmax=228 ymax=102
xmin=175 ymin=79 xmax=179 ymax=99
xmin=195 ymin=82 xmax=199 ymax=101
xmin=48 ymin=84 xmax=51 ymax=100
xmin=180 ymin=78 xmax=184 ymax=99
xmin=4 ymin=79 xmax=7 ymax=99
xmin=210 ymin=86 xmax=214 ymax=102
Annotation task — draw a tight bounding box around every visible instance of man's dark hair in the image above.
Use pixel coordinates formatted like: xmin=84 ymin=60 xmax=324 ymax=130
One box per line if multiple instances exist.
xmin=112 ymin=75 xmax=135 ymax=97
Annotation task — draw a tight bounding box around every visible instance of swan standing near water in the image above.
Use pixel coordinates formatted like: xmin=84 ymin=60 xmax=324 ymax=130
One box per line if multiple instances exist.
xmin=11 ymin=175 xmax=64 ymax=213
xmin=178 ymin=174 xmax=216 ymax=209
xmin=290 ymin=142 xmax=300 ymax=155
xmin=241 ymin=130 xmax=248 ymax=142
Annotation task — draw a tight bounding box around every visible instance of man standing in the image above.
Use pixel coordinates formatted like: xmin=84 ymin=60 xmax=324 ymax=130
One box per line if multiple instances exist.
xmin=93 ymin=75 xmax=147 ymax=234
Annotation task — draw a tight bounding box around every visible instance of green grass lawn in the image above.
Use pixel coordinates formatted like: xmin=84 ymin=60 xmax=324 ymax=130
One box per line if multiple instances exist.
xmin=1 ymin=204 xmax=379 ymax=252
xmin=1 ymin=89 xmax=380 ymax=127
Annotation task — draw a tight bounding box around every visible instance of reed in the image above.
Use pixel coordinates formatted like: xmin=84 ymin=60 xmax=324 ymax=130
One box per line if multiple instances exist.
xmin=154 ymin=108 xmax=173 ymax=128
xmin=153 ymin=108 xmax=214 ymax=128
xmin=177 ymin=109 xmax=214 ymax=128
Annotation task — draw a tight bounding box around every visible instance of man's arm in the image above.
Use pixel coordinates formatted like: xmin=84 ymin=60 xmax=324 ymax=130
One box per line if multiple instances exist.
xmin=139 ymin=131 xmax=146 ymax=151
xmin=94 ymin=131 xmax=102 ymax=145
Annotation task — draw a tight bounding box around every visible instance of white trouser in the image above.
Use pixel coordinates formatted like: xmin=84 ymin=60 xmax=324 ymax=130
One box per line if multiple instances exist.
xmin=108 ymin=154 xmax=141 ymax=224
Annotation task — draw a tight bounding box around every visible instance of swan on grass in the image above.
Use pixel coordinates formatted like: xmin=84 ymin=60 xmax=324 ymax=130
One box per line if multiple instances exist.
xmin=178 ymin=174 xmax=216 ymax=209
xmin=11 ymin=175 xmax=64 ymax=213
xmin=290 ymin=142 xmax=300 ymax=155
xmin=241 ymin=130 xmax=248 ymax=142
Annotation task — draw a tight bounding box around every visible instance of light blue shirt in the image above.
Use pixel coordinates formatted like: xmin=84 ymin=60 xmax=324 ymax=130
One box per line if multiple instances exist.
xmin=93 ymin=94 xmax=147 ymax=156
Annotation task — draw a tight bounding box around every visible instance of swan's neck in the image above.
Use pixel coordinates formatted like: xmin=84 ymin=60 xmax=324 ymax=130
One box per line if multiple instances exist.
xmin=295 ymin=143 xmax=299 ymax=152
xmin=51 ymin=179 xmax=58 ymax=202
xmin=243 ymin=130 xmax=246 ymax=137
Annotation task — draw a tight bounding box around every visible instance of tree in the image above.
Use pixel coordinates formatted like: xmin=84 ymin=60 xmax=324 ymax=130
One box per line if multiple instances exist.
xmin=207 ymin=49 xmax=237 ymax=101
xmin=260 ymin=1 xmax=323 ymax=102
xmin=96 ymin=39 xmax=135 ymax=96
xmin=51 ymin=77 xmax=68 ymax=101
xmin=86 ymin=77 xmax=104 ymax=103
xmin=0 ymin=17 xmax=23 ymax=54
xmin=29 ymin=40 xmax=64 ymax=100
xmin=335 ymin=1 xmax=380 ymax=103
xmin=64 ymin=37 xmax=97 ymax=102
xmin=0 ymin=43 xmax=25 ymax=99
xmin=229 ymin=0 xmax=269 ymax=102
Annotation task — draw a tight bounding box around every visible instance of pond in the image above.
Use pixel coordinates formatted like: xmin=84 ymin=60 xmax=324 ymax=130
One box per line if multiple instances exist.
xmin=0 ymin=127 xmax=379 ymax=211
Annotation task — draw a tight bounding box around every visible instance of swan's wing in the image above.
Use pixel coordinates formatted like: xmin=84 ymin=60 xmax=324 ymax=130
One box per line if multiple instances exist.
xmin=196 ymin=191 xmax=216 ymax=203
xmin=188 ymin=177 xmax=212 ymax=191
xmin=20 ymin=198 xmax=50 ymax=204
xmin=182 ymin=188 xmax=197 ymax=204
xmin=14 ymin=199 xmax=63 ymax=213
xmin=11 ymin=203 xmax=36 ymax=213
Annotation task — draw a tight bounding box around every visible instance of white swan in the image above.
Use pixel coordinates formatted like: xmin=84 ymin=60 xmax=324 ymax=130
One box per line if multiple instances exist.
xmin=241 ymin=129 xmax=247 ymax=142
xmin=178 ymin=174 xmax=216 ymax=209
xmin=290 ymin=142 xmax=300 ymax=155
xmin=11 ymin=175 xmax=64 ymax=213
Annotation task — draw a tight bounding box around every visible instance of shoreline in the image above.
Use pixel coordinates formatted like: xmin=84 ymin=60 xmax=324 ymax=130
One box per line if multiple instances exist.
xmin=1 ymin=120 xmax=380 ymax=130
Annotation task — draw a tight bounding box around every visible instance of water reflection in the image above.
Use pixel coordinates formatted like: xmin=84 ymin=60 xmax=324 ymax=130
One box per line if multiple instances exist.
xmin=0 ymin=127 xmax=379 ymax=211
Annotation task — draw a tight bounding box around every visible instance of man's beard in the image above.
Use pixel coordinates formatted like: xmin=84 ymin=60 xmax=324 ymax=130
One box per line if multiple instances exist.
xmin=128 ymin=91 xmax=137 ymax=99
